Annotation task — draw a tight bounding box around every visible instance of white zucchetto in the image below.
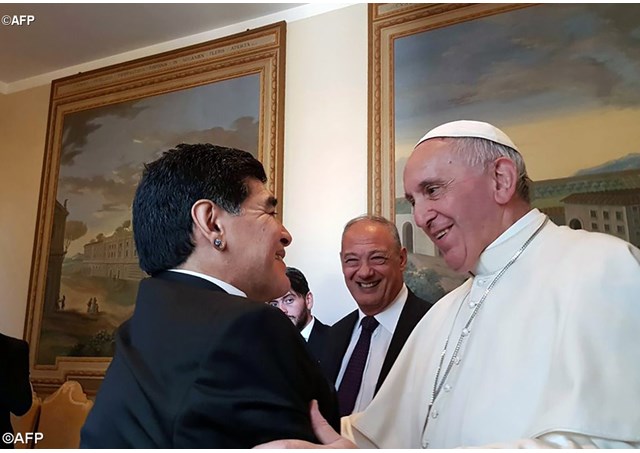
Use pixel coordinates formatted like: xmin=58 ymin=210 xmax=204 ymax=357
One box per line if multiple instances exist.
xmin=416 ymin=120 xmax=519 ymax=152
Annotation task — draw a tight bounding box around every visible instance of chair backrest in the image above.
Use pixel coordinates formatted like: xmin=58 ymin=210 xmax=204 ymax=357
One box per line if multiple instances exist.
xmin=34 ymin=380 xmax=93 ymax=449
xmin=10 ymin=390 xmax=42 ymax=449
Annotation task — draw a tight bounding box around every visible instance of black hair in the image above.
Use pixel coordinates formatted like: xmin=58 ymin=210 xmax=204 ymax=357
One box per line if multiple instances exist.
xmin=132 ymin=143 xmax=266 ymax=275
xmin=285 ymin=267 xmax=310 ymax=297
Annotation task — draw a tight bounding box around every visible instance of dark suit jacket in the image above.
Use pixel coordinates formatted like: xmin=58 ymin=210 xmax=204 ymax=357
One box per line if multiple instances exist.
xmin=322 ymin=288 xmax=433 ymax=394
xmin=305 ymin=318 xmax=329 ymax=365
xmin=0 ymin=333 xmax=31 ymax=447
xmin=81 ymin=272 xmax=339 ymax=448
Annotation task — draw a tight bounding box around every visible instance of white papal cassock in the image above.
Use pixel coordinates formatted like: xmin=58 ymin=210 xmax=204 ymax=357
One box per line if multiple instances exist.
xmin=342 ymin=209 xmax=640 ymax=448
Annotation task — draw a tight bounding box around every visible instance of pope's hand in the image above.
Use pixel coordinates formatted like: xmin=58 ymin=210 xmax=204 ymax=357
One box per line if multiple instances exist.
xmin=254 ymin=400 xmax=357 ymax=449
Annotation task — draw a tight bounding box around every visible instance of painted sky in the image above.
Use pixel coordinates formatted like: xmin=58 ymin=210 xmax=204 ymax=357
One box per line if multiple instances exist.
xmin=394 ymin=4 xmax=640 ymax=194
xmin=57 ymin=74 xmax=260 ymax=256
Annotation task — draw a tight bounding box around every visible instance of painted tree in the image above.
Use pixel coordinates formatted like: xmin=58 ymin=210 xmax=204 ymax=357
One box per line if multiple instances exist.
xmin=403 ymin=261 xmax=446 ymax=303
xmin=64 ymin=220 xmax=88 ymax=252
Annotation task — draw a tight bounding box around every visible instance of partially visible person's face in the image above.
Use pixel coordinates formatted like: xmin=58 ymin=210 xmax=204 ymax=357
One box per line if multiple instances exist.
xmin=223 ymin=178 xmax=292 ymax=301
xmin=340 ymin=221 xmax=407 ymax=316
xmin=269 ymin=290 xmax=313 ymax=330
xmin=403 ymin=139 xmax=499 ymax=273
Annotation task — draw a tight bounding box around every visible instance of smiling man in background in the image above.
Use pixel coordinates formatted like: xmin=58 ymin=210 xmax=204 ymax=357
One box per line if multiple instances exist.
xmin=322 ymin=215 xmax=433 ymax=417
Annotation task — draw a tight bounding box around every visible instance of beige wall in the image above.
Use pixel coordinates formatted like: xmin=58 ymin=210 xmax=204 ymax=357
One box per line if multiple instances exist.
xmin=283 ymin=5 xmax=368 ymax=324
xmin=0 ymin=84 xmax=50 ymax=337
xmin=0 ymin=4 xmax=367 ymax=338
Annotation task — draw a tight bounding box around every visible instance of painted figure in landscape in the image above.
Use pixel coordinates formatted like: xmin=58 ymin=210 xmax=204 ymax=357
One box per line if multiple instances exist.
xmin=56 ymin=294 xmax=65 ymax=311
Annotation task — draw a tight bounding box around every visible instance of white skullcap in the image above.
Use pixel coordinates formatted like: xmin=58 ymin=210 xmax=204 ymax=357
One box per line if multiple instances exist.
xmin=416 ymin=120 xmax=519 ymax=152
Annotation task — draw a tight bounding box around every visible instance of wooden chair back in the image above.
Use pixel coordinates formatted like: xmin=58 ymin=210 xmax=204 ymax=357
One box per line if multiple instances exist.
xmin=34 ymin=380 xmax=93 ymax=449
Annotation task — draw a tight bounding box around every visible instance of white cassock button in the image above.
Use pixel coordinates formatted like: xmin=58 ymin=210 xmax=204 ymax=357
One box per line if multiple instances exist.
xmin=469 ymin=301 xmax=476 ymax=308
xmin=432 ymin=410 xmax=439 ymax=419
xmin=462 ymin=328 xmax=470 ymax=337
xmin=454 ymin=356 xmax=461 ymax=365
xmin=444 ymin=384 xmax=452 ymax=392
xmin=422 ymin=440 xmax=429 ymax=448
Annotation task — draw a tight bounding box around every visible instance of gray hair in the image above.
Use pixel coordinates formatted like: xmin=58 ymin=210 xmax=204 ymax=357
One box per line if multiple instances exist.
xmin=448 ymin=137 xmax=531 ymax=203
xmin=342 ymin=215 xmax=402 ymax=251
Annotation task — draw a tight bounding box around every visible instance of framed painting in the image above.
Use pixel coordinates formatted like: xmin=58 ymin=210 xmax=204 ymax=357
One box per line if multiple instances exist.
xmin=25 ymin=22 xmax=286 ymax=394
xmin=369 ymin=4 xmax=640 ymax=302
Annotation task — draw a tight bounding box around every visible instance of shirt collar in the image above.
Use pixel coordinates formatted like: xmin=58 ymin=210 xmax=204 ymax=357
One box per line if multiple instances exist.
xmin=358 ymin=283 xmax=409 ymax=334
xmin=167 ymin=269 xmax=247 ymax=297
xmin=474 ymin=208 xmax=546 ymax=276
xmin=300 ymin=316 xmax=315 ymax=341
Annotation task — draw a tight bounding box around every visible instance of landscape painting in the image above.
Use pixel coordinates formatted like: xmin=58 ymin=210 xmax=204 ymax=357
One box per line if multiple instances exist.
xmin=370 ymin=4 xmax=640 ymax=302
xmin=39 ymin=75 xmax=260 ymax=365
xmin=25 ymin=23 xmax=286 ymax=392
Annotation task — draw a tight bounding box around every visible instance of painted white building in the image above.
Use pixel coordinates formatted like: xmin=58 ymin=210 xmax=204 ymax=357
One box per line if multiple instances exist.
xmin=83 ymin=228 xmax=145 ymax=280
xmin=562 ymin=188 xmax=640 ymax=248
xmin=396 ymin=213 xmax=437 ymax=256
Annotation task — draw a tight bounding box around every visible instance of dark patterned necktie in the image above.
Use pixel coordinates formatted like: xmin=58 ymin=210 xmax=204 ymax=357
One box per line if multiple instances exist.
xmin=337 ymin=316 xmax=380 ymax=416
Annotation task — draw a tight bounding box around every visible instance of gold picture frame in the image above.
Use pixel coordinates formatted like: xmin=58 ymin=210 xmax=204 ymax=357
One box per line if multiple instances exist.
xmin=25 ymin=22 xmax=286 ymax=394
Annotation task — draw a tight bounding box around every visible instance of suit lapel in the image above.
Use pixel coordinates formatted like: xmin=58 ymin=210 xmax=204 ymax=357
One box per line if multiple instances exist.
xmin=324 ymin=311 xmax=359 ymax=382
xmin=307 ymin=319 xmax=326 ymax=348
xmin=375 ymin=290 xmax=427 ymax=393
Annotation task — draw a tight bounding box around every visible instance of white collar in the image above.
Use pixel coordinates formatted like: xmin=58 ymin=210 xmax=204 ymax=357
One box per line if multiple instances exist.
xmin=358 ymin=283 xmax=409 ymax=333
xmin=474 ymin=209 xmax=546 ymax=276
xmin=300 ymin=316 xmax=315 ymax=341
xmin=167 ymin=269 xmax=247 ymax=297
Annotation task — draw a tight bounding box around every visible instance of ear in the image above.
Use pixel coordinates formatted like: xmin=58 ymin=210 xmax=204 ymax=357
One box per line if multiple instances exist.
xmin=191 ymin=199 xmax=224 ymax=247
xmin=306 ymin=292 xmax=314 ymax=310
xmin=399 ymin=247 xmax=408 ymax=272
xmin=492 ymin=157 xmax=518 ymax=205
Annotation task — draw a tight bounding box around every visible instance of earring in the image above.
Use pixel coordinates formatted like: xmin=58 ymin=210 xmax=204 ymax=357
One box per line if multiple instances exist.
xmin=213 ymin=238 xmax=223 ymax=249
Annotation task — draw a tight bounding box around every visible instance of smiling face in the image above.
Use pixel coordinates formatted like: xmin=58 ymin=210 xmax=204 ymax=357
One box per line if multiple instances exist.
xmin=403 ymin=138 xmax=501 ymax=274
xmin=340 ymin=220 xmax=407 ymax=316
xmin=222 ymin=178 xmax=292 ymax=301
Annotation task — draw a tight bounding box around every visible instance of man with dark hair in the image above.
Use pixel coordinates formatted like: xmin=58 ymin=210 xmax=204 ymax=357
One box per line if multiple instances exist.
xmin=322 ymin=215 xmax=434 ymax=417
xmin=269 ymin=267 xmax=330 ymax=363
xmin=0 ymin=333 xmax=32 ymax=449
xmin=81 ymin=144 xmax=339 ymax=448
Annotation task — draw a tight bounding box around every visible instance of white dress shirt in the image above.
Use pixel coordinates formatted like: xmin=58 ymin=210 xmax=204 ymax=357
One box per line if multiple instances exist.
xmin=336 ymin=284 xmax=409 ymax=413
xmin=300 ymin=316 xmax=315 ymax=341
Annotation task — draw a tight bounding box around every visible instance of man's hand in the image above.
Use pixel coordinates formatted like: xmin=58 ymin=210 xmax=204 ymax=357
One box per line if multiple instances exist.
xmin=254 ymin=400 xmax=357 ymax=449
